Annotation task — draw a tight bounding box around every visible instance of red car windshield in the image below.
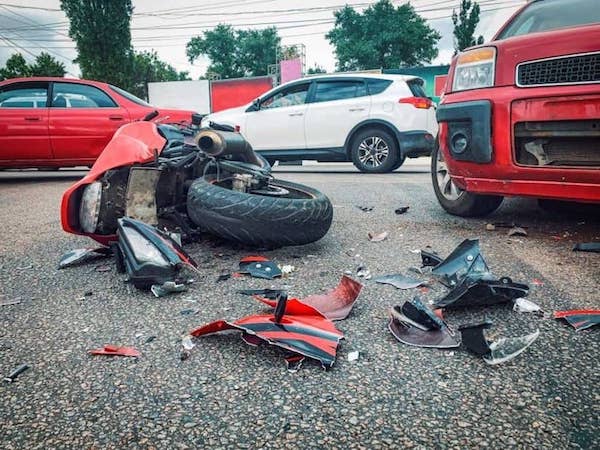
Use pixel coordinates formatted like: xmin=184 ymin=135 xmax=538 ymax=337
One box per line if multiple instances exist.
xmin=497 ymin=0 xmax=600 ymax=39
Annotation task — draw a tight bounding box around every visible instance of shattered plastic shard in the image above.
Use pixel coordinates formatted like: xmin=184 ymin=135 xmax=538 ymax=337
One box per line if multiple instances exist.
xmin=395 ymin=206 xmax=409 ymax=215
xmin=348 ymin=351 xmax=360 ymax=362
xmin=513 ymin=298 xmax=541 ymax=313
xmin=483 ymin=330 xmax=540 ymax=365
xmin=238 ymin=256 xmax=282 ymax=280
xmin=554 ymin=310 xmax=600 ymax=331
xmin=151 ymin=281 xmax=187 ymax=298
xmin=3 ymin=364 xmax=30 ymax=383
xmin=58 ymin=247 xmax=112 ymax=269
xmin=254 ymin=276 xmax=362 ymax=321
xmin=421 ymin=250 xmax=443 ymax=268
xmin=89 ymin=345 xmax=140 ymax=357
xmin=431 ymin=239 xmax=491 ymax=287
xmin=238 ymin=288 xmax=286 ymax=299
xmin=368 ymin=231 xmax=389 ymax=242
xmin=434 ymin=277 xmax=529 ymax=309
xmin=388 ymin=317 xmax=460 ymax=349
xmin=507 ymin=226 xmax=528 ymax=237
xmin=181 ymin=335 xmax=195 ymax=351
xmin=374 ymin=274 xmax=425 ymax=290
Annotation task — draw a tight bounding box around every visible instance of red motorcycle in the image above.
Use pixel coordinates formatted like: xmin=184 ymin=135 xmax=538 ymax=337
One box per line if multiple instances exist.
xmin=61 ymin=113 xmax=333 ymax=248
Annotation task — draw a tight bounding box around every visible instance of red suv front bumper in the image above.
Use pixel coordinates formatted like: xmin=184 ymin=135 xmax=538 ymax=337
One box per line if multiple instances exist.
xmin=437 ymin=85 xmax=600 ymax=203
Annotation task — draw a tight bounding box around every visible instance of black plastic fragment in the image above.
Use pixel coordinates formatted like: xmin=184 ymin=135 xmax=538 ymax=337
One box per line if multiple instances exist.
xmin=237 ymin=289 xmax=286 ymax=299
xmin=274 ymin=293 xmax=288 ymax=323
xmin=238 ymin=260 xmax=282 ymax=279
xmin=434 ymin=276 xmax=529 ymax=309
xmin=432 ymin=239 xmax=490 ymax=287
xmin=458 ymin=321 xmax=493 ymax=356
xmin=421 ymin=250 xmax=443 ymax=268
xmin=3 ymin=364 xmax=30 ymax=383
xmin=401 ymin=297 xmax=443 ymax=330
xmin=395 ymin=206 xmax=409 ymax=215
xmin=573 ymin=242 xmax=600 ymax=253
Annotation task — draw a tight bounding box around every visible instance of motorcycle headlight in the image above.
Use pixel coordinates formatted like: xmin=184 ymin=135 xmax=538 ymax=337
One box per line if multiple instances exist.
xmin=79 ymin=182 xmax=102 ymax=233
xmin=121 ymin=226 xmax=169 ymax=266
xmin=452 ymin=47 xmax=496 ymax=92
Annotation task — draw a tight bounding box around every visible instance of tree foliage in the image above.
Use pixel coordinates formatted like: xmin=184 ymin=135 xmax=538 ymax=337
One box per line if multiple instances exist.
xmin=30 ymin=52 xmax=67 ymax=77
xmin=186 ymin=25 xmax=280 ymax=79
xmin=0 ymin=52 xmax=66 ymax=80
xmin=307 ymin=65 xmax=326 ymax=74
xmin=130 ymin=51 xmax=190 ymax=98
xmin=452 ymin=0 xmax=484 ymax=53
xmin=60 ymin=0 xmax=134 ymax=87
xmin=326 ymin=0 xmax=440 ymax=71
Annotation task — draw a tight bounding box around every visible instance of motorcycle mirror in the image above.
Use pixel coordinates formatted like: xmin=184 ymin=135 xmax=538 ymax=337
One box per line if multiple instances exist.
xmin=191 ymin=113 xmax=204 ymax=126
xmin=143 ymin=110 xmax=159 ymax=121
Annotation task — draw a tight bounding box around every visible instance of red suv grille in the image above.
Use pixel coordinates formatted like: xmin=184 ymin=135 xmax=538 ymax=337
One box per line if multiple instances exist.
xmin=517 ymin=52 xmax=600 ymax=87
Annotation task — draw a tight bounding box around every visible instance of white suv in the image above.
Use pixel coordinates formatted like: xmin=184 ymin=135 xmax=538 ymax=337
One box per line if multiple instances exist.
xmin=203 ymin=74 xmax=438 ymax=173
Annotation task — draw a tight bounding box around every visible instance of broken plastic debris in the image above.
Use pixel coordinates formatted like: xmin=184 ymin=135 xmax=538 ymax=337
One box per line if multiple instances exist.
xmin=485 ymin=223 xmax=496 ymax=231
xmin=395 ymin=206 xmax=409 ymax=215
xmin=216 ymin=273 xmax=231 ymax=282
xmin=458 ymin=321 xmax=539 ymax=364
xmin=513 ymin=298 xmax=541 ymax=313
xmin=374 ymin=274 xmax=425 ymax=290
xmin=508 ymin=227 xmax=528 ymax=237
xmin=572 ymin=242 xmax=600 ymax=253
xmin=89 ymin=345 xmax=140 ymax=357
xmin=238 ymin=288 xmax=285 ymax=299
xmin=285 ymin=354 xmax=305 ymax=372
xmin=255 ymin=276 xmax=362 ymax=321
xmin=431 ymin=239 xmax=491 ymax=287
xmin=3 ymin=364 xmax=29 ymax=383
xmin=355 ymin=205 xmax=373 ymax=212
xmin=356 ymin=265 xmax=371 ymax=279
xmin=280 ymin=265 xmax=295 ymax=275
xmin=181 ymin=335 xmax=196 ymax=351
xmin=420 ymin=250 xmax=443 ymax=268
xmin=434 ymin=276 xmax=529 ymax=310
xmin=348 ymin=351 xmax=360 ymax=362
xmin=151 ymin=281 xmax=187 ymax=298
xmin=58 ymin=247 xmax=112 ymax=269
xmin=0 ymin=298 xmax=21 ymax=307
xmin=483 ymin=331 xmax=540 ymax=365
xmin=368 ymin=231 xmax=389 ymax=242
xmin=554 ymin=310 xmax=600 ymax=331
xmin=238 ymin=256 xmax=282 ymax=280
xmin=191 ymin=295 xmax=344 ymax=369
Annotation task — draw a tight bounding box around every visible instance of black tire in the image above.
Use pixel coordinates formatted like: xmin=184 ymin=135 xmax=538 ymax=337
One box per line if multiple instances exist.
xmin=390 ymin=155 xmax=406 ymax=171
xmin=186 ymin=176 xmax=333 ymax=247
xmin=350 ymin=128 xmax=399 ymax=173
xmin=431 ymin=140 xmax=503 ymax=217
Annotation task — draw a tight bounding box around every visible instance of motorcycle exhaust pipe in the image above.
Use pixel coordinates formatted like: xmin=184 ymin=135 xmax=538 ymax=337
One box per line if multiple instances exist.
xmin=195 ymin=129 xmax=262 ymax=167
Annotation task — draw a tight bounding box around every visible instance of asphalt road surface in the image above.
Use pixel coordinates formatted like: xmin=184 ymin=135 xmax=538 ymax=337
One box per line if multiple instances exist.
xmin=1 ymin=162 xmax=598 ymax=449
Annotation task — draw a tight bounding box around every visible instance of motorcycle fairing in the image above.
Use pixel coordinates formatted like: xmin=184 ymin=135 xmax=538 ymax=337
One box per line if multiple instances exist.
xmin=254 ymin=276 xmax=362 ymax=321
xmin=61 ymin=121 xmax=167 ymax=245
xmin=431 ymin=239 xmax=491 ymax=287
xmin=554 ymin=310 xmax=600 ymax=331
xmin=191 ymin=301 xmax=344 ymax=368
xmin=433 ymin=277 xmax=530 ymax=309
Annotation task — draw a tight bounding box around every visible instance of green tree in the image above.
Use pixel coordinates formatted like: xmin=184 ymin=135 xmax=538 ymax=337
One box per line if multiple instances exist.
xmin=307 ymin=65 xmax=326 ymax=74
xmin=131 ymin=51 xmax=190 ymax=99
xmin=452 ymin=0 xmax=484 ymax=53
xmin=0 ymin=53 xmax=31 ymax=79
xmin=30 ymin=52 xmax=66 ymax=77
xmin=326 ymin=0 xmax=440 ymax=71
xmin=60 ymin=0 xmax=134 ymax=88
xmin=186 ymin=25 xmax=280 ymax=79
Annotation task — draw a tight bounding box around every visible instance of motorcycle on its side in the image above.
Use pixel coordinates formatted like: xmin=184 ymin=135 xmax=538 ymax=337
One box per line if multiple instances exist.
xmin=61 ymin=112 xmax=333 ymax=249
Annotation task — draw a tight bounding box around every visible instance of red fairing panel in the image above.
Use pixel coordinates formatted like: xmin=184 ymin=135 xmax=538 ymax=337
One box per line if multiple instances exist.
xmin=255 ymin=275 xmax=363 ymax=321
xmin=60 ymin=121 xmax=166 ymax=245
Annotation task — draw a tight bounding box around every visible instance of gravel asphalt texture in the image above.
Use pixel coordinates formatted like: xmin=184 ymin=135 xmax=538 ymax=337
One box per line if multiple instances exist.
xmin=1 ymin=164 xmax=598 ymax=449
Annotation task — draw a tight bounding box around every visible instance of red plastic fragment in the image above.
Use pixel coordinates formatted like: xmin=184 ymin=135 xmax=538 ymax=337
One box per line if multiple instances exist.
xmin=239 ymin=255 xmax=269 ymax=263
xmin=254 ymin=275 xmax=362 ymax=321
xmin=89 ymin=345 xmax=140 ymax=357
xmin=554 ymin=309 xmax=600 ymax=331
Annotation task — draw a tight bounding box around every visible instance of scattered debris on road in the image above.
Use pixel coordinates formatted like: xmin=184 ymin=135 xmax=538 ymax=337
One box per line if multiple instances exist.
xmin=374 ymin=274 xmax=425 ymax=290
xmin=554 ymin=310 xmax=600 ymax=331
xmin=254 ymin=275 xmax=362 ymax=321
xmin=485 ymin=223 xmax=496 ymax=231
xmin=395 ymin=206 xmax=409 ymax=215
xmin=151 ymin=281 xmax=187 ymax=298
xmin=238 ymin=256 xmax=282 ymax=279
xmin=348 ymin=351 xmax=360 ymax=362
xmin=3 ymin=364 xmax=30 ymax=383
xmin=508 ymin=226 xmax=528 ymax=237
xmin=356 ymin=265 xmax=371 ymax=280
xmin=513 ymin=298 xmax=542 ymax=314
xmin=58 ymin=247 xmax=112 ymax=269
xmin=355 ymin=205 xmax=374 ymax=212
xmin=0 ymin=298 xmax=21 ymax=307
xmin=89 ymin=345 xmax=140 ymax=357
xmin=368 ymin=231 xmax=388 ymax=242
xmin=572 ymin=242 xmax=600 ymax=253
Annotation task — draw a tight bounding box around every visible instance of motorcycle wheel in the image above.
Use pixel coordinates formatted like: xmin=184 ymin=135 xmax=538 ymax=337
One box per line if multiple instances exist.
xmin=186 ymin=176 xmax=333 ymax=247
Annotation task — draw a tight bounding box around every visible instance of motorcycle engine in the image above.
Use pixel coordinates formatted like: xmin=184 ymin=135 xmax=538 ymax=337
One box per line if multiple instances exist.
xmin=232 ymin=173 xmax=255 ymax=193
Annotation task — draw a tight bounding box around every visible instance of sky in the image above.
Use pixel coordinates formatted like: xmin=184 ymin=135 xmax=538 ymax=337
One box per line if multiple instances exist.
xmin=0 ymin=0 xmax=526 ymax=80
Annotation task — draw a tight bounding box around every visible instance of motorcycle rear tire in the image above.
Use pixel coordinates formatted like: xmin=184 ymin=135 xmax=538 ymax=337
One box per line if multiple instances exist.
xmin=186 ymin=176 xmax=333 ymax=248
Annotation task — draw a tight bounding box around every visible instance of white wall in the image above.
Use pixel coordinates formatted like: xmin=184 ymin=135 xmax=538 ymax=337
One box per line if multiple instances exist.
xmin=148 ymin=80 xmax=210 ymax=114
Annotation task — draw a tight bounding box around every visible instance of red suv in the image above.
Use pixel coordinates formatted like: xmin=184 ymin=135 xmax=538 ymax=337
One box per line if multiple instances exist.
xmin=433 ymin=0 xmax=600 ymax=216
xmin=0 ymin=77 xmax=195 ymax=169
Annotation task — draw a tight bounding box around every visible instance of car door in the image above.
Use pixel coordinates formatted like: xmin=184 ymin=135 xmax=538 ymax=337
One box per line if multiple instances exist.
xmin=0 ymin=81 xmax=51 ymax=162
xmin=304 ymin=79 xmax=371 ymax=149
xmin=48 ymin=81 xmax=131 ymax=161
xmin=243 ymin=81 xmax=310 ymax=152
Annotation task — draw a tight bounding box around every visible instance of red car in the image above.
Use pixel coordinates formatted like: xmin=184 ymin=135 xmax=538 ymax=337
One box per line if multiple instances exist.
xmin=433 ymin=0 xmax=600 ymax=216
xmin=0 ymin=77 xmax=195 ymax=169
